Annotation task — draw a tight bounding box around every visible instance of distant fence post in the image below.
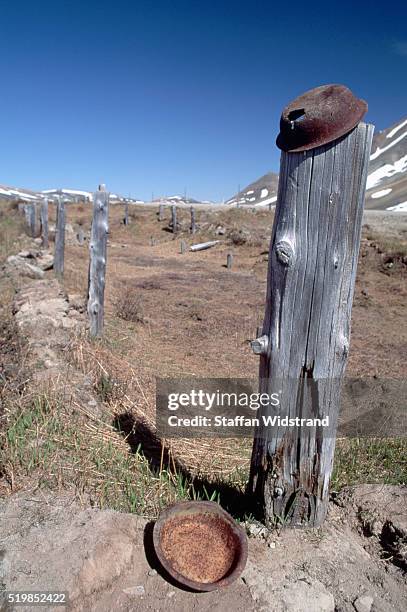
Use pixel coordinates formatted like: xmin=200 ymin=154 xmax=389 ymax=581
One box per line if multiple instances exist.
xmin=40 ymin=198 xmax=49 ymax=249
xmin=54 ymin=196 xmax=66 ymax=277
xmin=77 ymin=227 xmax=85 ymax=246
xmin=190 ymin=206 xmax=196 ymax=234
xmin=158 ymin=203 xmax=164 ymax=221
xmin=180 ymin=240 xmax=187 ymax=254
xmin=227 ymin=253 xmax=233 ymax=269
xmin=23 ymin=205 xmax=31 ymax=235
xmin=171 ymin=205 xmax=177 ymax=234
xmin=124 ymin=200 xmax=129 ymax=225
xmin=24 ymin=203 xmax=36 ymax=237
xmin=248 ymin=87 xmax=374 ymax=529
xmin=87 ymin=186 xmax=109 ymax=337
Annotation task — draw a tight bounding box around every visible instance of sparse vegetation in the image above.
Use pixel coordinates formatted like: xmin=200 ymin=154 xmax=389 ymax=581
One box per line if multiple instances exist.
xmin=0 ymin=391 xmax=234 ymax=515
xmin=332 ymin=437 xmax=407 ymax=490
xmin=114 ymin=287 xmax=145 ymax=323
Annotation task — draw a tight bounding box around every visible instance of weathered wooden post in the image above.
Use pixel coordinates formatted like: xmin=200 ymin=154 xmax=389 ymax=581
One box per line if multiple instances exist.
xmin=24 ymin=203 xmax=36 ymax=237
xmin=190 ymin=206 xmax=196 ymax=234
xmin=87 ymin=186 xmax=109 ymax=337
xmin=40 ymin=198 xmax=49 ymax=248
xmin=23 ymin=204 xmax=32 ymax=236
xmin=158 ymin=203 xmax=164 ymax=221
xmin=171 ymin=205 xmax=177 ymax=234
xmin=123 ymin=200 xmax=129 ymax=225
xmin=180 ymin=240 xmax=187 ymax=254
xmin=54 ymin=196 xmax=66 ymax=277
xmin=77 ymin=227 xmax=85 ymax=246
xmin=227 ymin=253 xmax=233 ymax=269
xmin=248 ymin=85 xmax=373 ymax=528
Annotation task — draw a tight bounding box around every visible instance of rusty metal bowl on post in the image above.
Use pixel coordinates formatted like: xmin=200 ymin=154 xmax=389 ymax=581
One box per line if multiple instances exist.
xmin=276 ymin=84 xmax=368 ymax=152
xmin=153 ymin=500 xmax=248 ymax=591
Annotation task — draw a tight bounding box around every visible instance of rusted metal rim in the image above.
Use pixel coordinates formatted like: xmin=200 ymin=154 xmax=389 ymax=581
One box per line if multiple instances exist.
xmin=276 ymin=84 xmax=368 ymax=152
xmin=153 ymin=500 xmax=248 ymax=592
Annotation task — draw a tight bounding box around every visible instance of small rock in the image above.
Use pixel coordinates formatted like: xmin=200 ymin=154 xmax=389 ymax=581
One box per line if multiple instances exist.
xmin=167 ymin=591 xmax=175 ymax=598
xmin=361 ymin=289 xmax=368 ymax=297
xmin=148 ymin=569 xmax=157 ymax=577
xmin=268 ymin=541 xmax=276 ymax=548
xmin=36 ymin=252 xmax=54 ymax=271
xmin=353 ymin=594 xmax=374 ymax=612
xmin=246 ymin=522 xmax=269 ymax=539
xmin=68 ymin=294 xmax=85 ymax=313
xmin=281 ymin=579 xmax=334 ymax=612
xmin=216 ymin=226 xmax=226 ymax=235
xmin=5 ymin=256 xmax=45 ymax=279
xmin=123 ymin=585 xmax=145 ymax=597
xmin=17 ymin=250 xmax=36 ymax=259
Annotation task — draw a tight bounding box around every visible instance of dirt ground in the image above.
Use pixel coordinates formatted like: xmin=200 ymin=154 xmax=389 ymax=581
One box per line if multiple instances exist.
xmin=1 ymin=484 xmax=406 ymax=612
xmin=59 ymin=204 xmax=407 ymax=380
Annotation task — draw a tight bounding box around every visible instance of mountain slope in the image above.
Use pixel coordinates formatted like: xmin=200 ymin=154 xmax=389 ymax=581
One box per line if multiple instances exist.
xmin=225 ymin=172 xmax=279 ymax=208
xmin=0 ymin=186 xmax=144 ymax=205
xmin=365 ymin=117 xmax=407 ymax=211
xmin=227 ymin=116 xmax=407 ymax=211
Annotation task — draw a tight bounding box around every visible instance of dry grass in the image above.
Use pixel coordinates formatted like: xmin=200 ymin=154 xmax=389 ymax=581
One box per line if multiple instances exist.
xmin=114 ymin=287 xmax=145 ymax=323
xmin=66 ymin=330 xmax=252 ymax=480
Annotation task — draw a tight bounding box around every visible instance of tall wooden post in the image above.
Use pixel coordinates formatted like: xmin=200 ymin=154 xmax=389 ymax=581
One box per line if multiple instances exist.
xmin=171 ymin=205 xmax=177 ymax=234
xmin=40 ymin=198 xmax=49 ymax=249
xmin=248 ymin=121 xmax=373 ymax=528
xmin=54 ymin=196 xmax=66 ymax=277
xmin=158 ymin=203 xmax=164 ymax=221
xmin=227 ymin=253 xmax=233 ymax=269
xmin=190 ymin=206 xmax=196 ymax=234
xmin=87 ymin=186 xmax=109 ymax=337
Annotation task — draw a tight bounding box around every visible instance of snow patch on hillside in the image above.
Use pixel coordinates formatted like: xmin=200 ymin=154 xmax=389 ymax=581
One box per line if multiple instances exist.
xmin=371 ymin=188 xmax=392 ymax=199
xmin=387 ymin=200 xmax=407 ymax=212
xmin=366 ymin=154 xmax=407 ymax=190
xmin=370 ymin=131 xmax=407 ymax=161
xmin=387 ymin=119 xmax=407 ymax=139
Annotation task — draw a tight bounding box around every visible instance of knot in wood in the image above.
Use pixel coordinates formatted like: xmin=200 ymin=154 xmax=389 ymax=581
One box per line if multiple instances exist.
xmin=275 ymin=240 xmax=294 ymax=267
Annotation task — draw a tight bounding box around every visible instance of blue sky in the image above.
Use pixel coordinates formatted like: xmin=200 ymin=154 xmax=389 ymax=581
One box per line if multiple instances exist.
xmin=1 ymin=0 xmax=406 ymax=201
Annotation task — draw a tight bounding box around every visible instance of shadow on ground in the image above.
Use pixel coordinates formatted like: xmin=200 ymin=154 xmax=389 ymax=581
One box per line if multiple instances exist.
xmin=112 ymin=412 xmax=252 ymax=520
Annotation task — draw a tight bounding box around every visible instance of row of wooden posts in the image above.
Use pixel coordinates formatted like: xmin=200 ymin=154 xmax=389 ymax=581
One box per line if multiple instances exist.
xmin=20 ymin=191 xmax=235 ymax=338
xmin=20 ymin=187 xmax=108 ymax=337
